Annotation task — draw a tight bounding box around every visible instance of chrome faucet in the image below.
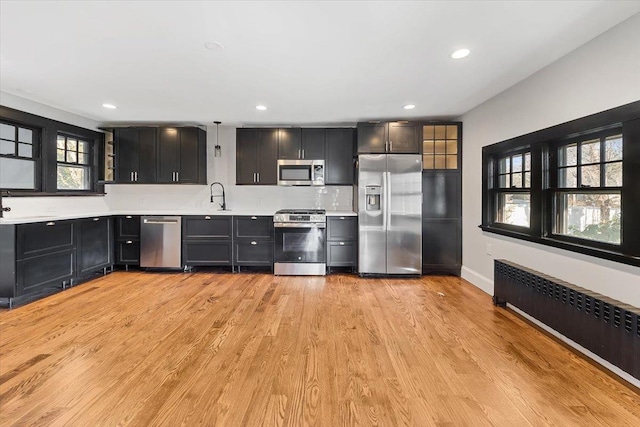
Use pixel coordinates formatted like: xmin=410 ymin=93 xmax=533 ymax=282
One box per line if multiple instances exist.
xmin=0 ymin=190 xmax=11 ymax=218
xmin=210 ymin=182 xmax=226 ymax=210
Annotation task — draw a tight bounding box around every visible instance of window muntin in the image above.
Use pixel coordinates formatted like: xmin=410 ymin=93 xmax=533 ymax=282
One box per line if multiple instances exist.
xmin=56 ymin=134 xmax=91 ymax=191
xmin=0 ymin=121 xmax=37 ymax=190
xmin=557 ymin=134 xmax=622 ymax=188
xmin=498 ymin=152 xmax=531 ymax=189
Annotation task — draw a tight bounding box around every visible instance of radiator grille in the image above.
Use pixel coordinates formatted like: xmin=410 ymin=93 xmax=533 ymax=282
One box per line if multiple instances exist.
xmin=494 ymin=260 xmax=639 ymax=380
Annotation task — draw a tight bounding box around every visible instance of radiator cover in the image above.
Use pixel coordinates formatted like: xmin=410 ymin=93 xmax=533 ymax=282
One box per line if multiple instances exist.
xmin=494 ymin=259 xmax=639 ymax=380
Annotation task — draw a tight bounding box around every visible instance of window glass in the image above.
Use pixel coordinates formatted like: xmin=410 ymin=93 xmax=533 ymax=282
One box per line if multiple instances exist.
xmin=559 ymin=143 xmax=577 ymax=167
xmin=57 ymin=165 xmax=89 ymax=190
xmin=0 ymin=123 xmax=15 ymax=140
xmin=497 ymin=193 xmax=530 ymax=227
xmin=580 ymin=139 xmax=600 ymax=164
xmin=555 ymin=193 xmax=621 ymax=244
xmin=0 ymin=157 xmax=35 ymax=189
xmin=56 ymin=134 xmax=92 ymax=190
xmin=605 ymin=135 xmax=622 ymax=161
xmin=18 ymin=128 xmax=32 ymax=144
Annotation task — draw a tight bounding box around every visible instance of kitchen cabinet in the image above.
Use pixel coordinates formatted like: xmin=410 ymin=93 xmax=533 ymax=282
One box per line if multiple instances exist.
xmin=236 ymin=128 xmax=278 ymax=185
xmin=76 ymin=216 xmax=113 ymax=278
xmin=278 ymin=128 xmax=325 ymax=160
xmin=114 ymin=126 xmax=206 ymax=184
xmin=158 ymin=127 xmax=207 ymax=184
xmin=327 ymin=216 xmax=357 ymax=272
xmin=421 ymin=122 xmax=462 ymax=275
xmin=114 ymin=127 xmax=157 ymax=183
xmin=182 ymin=216 xmax=233 ymax=267
xmin=115 ymin=215 xmax=140 ymax=267
xmin=233 ymin=216 xmax=273 ymax=270
xmin=325 ymin=128 xmax=355 ymax=185
xmin=0 ymin=220 xmax=76 ymax=308
xmin=357 ymin=121 xmax=420 ymax=154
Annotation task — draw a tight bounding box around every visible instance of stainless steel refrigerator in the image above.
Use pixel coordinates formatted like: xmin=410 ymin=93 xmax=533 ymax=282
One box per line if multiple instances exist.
xmin=358 ymin=154 xmax=422 ymax=275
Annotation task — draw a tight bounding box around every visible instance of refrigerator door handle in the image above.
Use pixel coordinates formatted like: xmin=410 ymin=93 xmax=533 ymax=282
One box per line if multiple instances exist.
xmin=386 ymin=171 xmax=392 ymax=232
xmin=382 ymin=169 xmax=387 ymax=231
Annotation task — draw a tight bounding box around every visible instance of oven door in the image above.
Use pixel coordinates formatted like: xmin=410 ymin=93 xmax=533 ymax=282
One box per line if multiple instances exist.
xmin=274 ymin=223 xmax=326 ymax=263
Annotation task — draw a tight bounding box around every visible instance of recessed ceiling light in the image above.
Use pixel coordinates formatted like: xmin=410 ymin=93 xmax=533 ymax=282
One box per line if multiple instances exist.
xmin=451 ymin=48 xmax=470 ymax=59
xmin=204 ymin=41 xmax=224 ymax=52
xmin=255 ymin=105 xmax=267 ymax=111
xmin=403 ymin=104 xmax=416 ymax=110
xmin=102 ymin=103 xmax=117 ymax=109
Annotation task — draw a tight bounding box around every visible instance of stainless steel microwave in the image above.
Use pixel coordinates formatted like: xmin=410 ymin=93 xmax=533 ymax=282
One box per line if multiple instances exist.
xmin=277 ymin=159 xmax=325 ymax=186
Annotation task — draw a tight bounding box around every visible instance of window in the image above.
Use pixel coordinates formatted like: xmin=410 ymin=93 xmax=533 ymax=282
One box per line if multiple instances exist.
xmin=480 ymin=100 xmax=640 ymax=268
xmin=423 ymin=125 xmax=458 ymax=170
xmin=552 ymin=132 xmax=622 ymax=244
xmin=0 ymin=121 xmax=38 ymax=190
xmin=57 ymin=134 xmax=92 ymax=191
xmin=494 ymin=152 xmax=531 ymax=227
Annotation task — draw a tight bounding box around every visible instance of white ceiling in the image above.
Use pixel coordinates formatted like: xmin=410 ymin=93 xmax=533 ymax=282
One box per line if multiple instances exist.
xmin=1 ymin=1 xmax=639 ymax=126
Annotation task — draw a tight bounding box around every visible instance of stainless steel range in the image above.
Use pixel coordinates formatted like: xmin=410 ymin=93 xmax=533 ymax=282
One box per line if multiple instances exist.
xmin=273 ymin=209 xmax=326 ymax=276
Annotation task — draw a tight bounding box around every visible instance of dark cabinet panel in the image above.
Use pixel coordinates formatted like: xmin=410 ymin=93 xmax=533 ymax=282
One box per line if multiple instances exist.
xmin=234 ymin=216 xmax=273 ymax=239
xmin=116 ymin=241 xmax=140 ymax=265
xmin=301 ymin=128 xmax=326 ymax=159
xmin=422 ymin=173 xmax=461 ymax=218
xmin=17 ymin=221 xmax=74 ymax=259
xmin=114 ymin=128 xmax=138 ymax=183
xmin=183 ymin=241 xmax=232 ymax=266
xmin=234 ymin=240 xmax=273 ymax=266
xmin=325 ymin=128 xmax=355 ymax=185
xmin=178 ymin=127 xmax=200 ymax=183
xmin=157 ymin=127 xmax=179 ymax=183
xmin=422 ymin=219 xmax=461 ymax=273
xmin=236 ymin=129 xmax=259 ymax=185
xmin=116 ymin=216 xmax=140 ymax=240
xmin=183 ymin=216 xmax=232 ymax=239
xmin=76 ymin=217 xmax=112 ymax=277
xmin=277 ymin=128 xmax=302 ymax=160
xmin=16 ymin=250 xmax=74 ymax=295
xmin=137 ymin=128 xmax=158 ymax=183
xmin=357 ymin=123 xmax=387 ymax=154
xmin=327 ymin=242 xmax=356 ymax=267
xmin=388 ymin=122 xmax=420 ymax=153
xmin=327 ymin=217 xmax=357 ymax=240
xmin=257 ymin=129 xmax=278 ymax=185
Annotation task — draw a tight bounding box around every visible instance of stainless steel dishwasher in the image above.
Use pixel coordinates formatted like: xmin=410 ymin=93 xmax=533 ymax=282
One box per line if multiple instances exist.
xmin=140 ymin=216 xmax=182 ymax=269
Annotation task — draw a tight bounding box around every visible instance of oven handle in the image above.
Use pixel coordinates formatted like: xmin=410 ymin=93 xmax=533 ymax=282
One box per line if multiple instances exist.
xmin=274 ymin=222 xmax=326 ymax=229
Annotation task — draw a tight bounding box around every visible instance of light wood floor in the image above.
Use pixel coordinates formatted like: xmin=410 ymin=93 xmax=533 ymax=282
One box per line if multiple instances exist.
xmin=1 ymin=272 xmax=638 ymax=426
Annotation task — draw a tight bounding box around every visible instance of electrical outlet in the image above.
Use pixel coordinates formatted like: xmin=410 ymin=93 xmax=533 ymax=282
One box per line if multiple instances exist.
xmin=486 ymin=243 xmax=493 ymax=256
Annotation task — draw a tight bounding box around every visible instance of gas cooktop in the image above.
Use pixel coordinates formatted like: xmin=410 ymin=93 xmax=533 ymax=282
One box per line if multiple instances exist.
xmin=275 ymin=209 xmax=326 ymax=215
xmin=273 ymin=209 xmax=326 ymax=223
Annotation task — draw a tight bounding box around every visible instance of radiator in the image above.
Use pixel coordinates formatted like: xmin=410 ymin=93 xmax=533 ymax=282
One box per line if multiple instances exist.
xmin=493 ymin=260 xmax=639 ymax=380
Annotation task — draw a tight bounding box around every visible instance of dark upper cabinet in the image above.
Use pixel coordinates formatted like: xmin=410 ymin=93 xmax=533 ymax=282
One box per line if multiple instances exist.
xmin=76 ymin=217 xmax=112 ymax=277
xmin=114 ymin=128 xmax=157 ymax=183
xmin=278 ymin=128 xmax=325 ymax=160
xmin=236 ymin=128 xmax=278 ymax=185
xmin=114 ymin=127 xmax=205 ymax=184
xmin=357 ymin=122 xmax=420 ymax=154
xmin=325 ymin=128 xmax=355 ymax=185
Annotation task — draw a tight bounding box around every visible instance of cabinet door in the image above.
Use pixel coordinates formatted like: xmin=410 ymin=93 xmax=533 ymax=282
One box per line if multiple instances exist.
xmin=16 ymin=250 xmax=74 ymax=296
xmin=357 ymin=123 xmax=387 ymax=154
xmin=115 ymin=128 xmax=138 ymax=183
xmin=17 ymin=221 xmax=74 ymax=259
xmin=301 ymin=128 xmax=325 ymax=159
xmin=137 ymin=128 xmax=157 ymax=183
xmin=327 ymin=216 xmax=357 ymax=240
xmin=183 ymin=241 xmax=232 ymax=266
xmin=236 ymin=129 xmax=258 ymax=185
xmin=257 ymin=129 xmax=278 ymax=185
xmin=234 ymin=216 xmax=273 ymax=239
xmin=277 ymin=128 xmax=302 ymax=160
xmin=327 ymin=241 xmax=356 ymax=267
xmin=234 ymin=240 xmax=273 ymax=266
xmin=178 ymin=128 xmax=200 ymax=183
xmin=116 ymin=240 xmax=140 ymax=265
xmin=388 ymin=122 xmax=420 ymax=153
xmin=157 ymin=128 xmax=180 ymax=183
xmin=116 ymin=216 xmax=140 ymax=240
xmin=325 ymin=128 xmax=354 ymax=185
xmin=77 ymin=217 xmax=112 ymax=276
xmin=183 ymin=216 xmax=232 ymax=239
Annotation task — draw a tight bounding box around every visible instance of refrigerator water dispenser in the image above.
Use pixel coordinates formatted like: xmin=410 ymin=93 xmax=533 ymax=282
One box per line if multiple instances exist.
xmin=365 ymin=185 xmax=381 ymax=211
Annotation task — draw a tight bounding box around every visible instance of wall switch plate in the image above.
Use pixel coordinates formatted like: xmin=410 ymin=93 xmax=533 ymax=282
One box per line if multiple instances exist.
xmin=486 ymin=243 xmax=492 ymax=256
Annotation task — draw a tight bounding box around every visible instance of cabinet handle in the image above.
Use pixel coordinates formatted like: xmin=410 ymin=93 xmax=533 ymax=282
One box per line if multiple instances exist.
xmin=257 ymin=172 xmax=260 ymax=182
xmin=126 ymin=215 xmax=132 ymax=219
xmin=93 ymin=218 xmax=100 ymax=221
xmin=298 ymin=149 xmax=301 ymax=159
xmin=176 ymin=171 xmax=179 ymax=182
xmin=253 ymin=172 xmax=256 ymax=183
xmin=251 ymin=216 xmax=257 ymax=220
xmin=205 ymin=216 xmax=211 ymax=220
xmin=389 ymin=141 xmax=393 ymax=151
xmin=130 ymin=172 xmax=134 ymax=181
xmin=46 ymin=222 xmax=55 ymax=226
xmin=339 ymin=242 xmax=345 ymax=245
xmin=135 ymin=171 xmax=138 ymax=181
xmin=126 ymin=240 xmax=133 ymax=244
xmin=251 ymin=241 xmax=257 ymax=245
xmin=302 ymin=149 xmax=305 ymax=158
xmin=339 ymin=216 xmax=345 ymax=220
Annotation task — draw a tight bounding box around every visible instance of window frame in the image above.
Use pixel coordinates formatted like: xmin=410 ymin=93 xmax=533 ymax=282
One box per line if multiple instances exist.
xmin=56 ymin=133 xmax=93 ymax=192
xmin=0 ymin=119 xmax=42 ymax=192
xmin=487 ymin=149 xmax=533 ymax=231
xmin=481 ymin=100 xmax=640 ymax=268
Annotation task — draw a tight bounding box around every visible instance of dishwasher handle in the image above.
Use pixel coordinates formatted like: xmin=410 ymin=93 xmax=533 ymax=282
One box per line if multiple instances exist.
xmin=143 ymin=218 xmax=180 ymax=225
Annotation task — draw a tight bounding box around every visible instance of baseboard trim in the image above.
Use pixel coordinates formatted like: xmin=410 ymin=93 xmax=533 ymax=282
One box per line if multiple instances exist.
xmin=461 ymin=265 xmax=493 ymax=295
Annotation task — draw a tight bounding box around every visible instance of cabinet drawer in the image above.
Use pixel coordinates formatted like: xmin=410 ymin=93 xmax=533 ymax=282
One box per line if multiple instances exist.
xmin=183 ymin=240 xmax=232 ymax=266
xmin=234 ymin=216 xmax=273 ymax=239
xmin=116 ymin=216 xmax=140 ymax=240
xmin=327 ymin=216 xmax=357 ymax=241
xmin=327 ymin=241 xmax=357 ymax=267
xmin=16 ymin=249 xmax=74 ymax=296
xmin=17 ymin=221 xmax=74 ymax=259
xmin=183 ymin=216 xmax=232 ymax=239
xmin=234 ymin=240 xmax=274 ymax=266
xmin=116 ymin=240 xmax=140 ymax=265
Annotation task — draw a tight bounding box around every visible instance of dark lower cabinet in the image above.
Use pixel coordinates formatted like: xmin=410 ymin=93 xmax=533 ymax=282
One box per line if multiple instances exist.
xmin=327 ymin=216 xmax=357 ymax=272
xmin=76 ymin=217 xmax=113 ymax=278
xmin=116 ymin=241 xmax=140 ymax=265
xmin=234 ymin=240 xmax=273 ymax=266
xmin=16 ymin=249 xmax=74 ymax=296
xmin=233 ymin=215 xmax=274 ymax=270
xmin=183 ymin=241 xmax=232 ymax=266
xmin=115 ymin=216 xmax=140 ymax=267
xmin=182 ymin=216 xmax=233 ymax=267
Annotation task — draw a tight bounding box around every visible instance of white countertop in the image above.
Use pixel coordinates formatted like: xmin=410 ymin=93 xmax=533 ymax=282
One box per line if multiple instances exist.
xmin=0 ymin=209 xmax=357 ymax=224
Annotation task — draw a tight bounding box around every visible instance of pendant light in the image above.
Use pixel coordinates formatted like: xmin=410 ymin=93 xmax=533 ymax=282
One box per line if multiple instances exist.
xmin=214 ymin=121 xmax=221 ymax=157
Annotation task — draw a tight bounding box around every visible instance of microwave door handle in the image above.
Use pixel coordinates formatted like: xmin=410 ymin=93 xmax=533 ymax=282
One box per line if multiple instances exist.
xmin=302 ymin=149 xmax=305 ymax=159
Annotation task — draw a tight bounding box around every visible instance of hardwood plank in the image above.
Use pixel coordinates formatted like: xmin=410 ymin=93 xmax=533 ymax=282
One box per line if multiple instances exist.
xmin=1 ymin=272 xmax=638 ymax=427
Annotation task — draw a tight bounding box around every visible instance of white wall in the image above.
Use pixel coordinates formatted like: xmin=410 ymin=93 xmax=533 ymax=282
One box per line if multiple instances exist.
xmin=461 ymin=14 xmax=640 ymax=307
xmin=0 ymin=91 xmax=111 ymax=217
